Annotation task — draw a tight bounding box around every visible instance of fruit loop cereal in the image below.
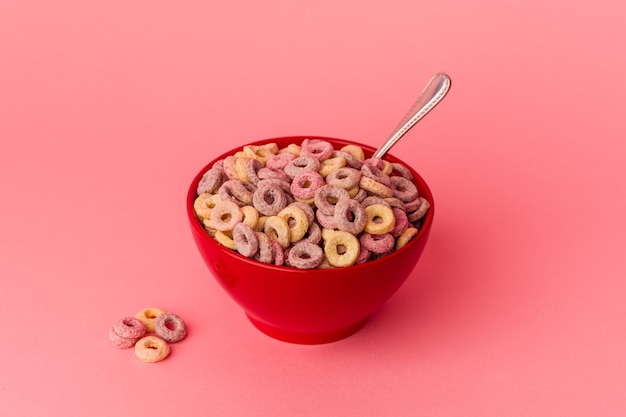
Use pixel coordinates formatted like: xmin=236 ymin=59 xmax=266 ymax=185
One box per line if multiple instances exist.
xmin=110 ymin=308 xmax=188 ymax=363
xmin=193 ymin=138 xmax=430 ymax=269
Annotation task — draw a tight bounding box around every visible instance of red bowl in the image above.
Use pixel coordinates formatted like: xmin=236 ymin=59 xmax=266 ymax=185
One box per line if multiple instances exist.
xmin=187 ymin=136 xmax=434 ymax=344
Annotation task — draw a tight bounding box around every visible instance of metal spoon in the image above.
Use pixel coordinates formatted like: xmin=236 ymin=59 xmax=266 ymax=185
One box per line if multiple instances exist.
xmin=372 ymin=72 xmax=451 ymax=159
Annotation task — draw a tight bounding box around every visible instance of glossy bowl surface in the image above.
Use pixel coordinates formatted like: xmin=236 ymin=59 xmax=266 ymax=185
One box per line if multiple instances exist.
xmin=187 ymin=136 xmax=434 ymax=344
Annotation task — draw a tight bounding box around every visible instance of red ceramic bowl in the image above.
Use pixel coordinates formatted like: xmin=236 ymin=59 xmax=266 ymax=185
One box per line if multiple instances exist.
xmin=187 ymin=136 xmax=434 ymax=344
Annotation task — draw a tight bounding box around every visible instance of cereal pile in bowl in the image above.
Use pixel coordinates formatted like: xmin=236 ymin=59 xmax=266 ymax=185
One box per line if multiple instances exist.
xmin=192 ymin=138 xmax=430 ymax=269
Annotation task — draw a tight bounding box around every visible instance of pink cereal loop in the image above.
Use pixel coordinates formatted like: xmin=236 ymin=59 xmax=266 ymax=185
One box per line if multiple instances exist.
xmin=359 ymin=232 xmax=395 ymax=254
xmin=390 ymin=207 xmax=409 ymax=238
xmin=197 ymin=166 xmax=226 ymax=195
xmin=391 ymin=162 xmax=414 ymax=181
xmin=270 ymin=239 xmax=284 ymax=266
xmin=290 ymin=170 xmax=325 ymax=200
xmin=113 ymin=317 xmax=147 ymax=339
xmin=218 ymin=179 xmax=256 ymax=206
xmin=266 ymin=152 xmax=297 ymax=170
xmin=209 ymin=200 xmax=244 ymax=231
xmin=253 ymin=232 xmax=276 ymax=264
xmin=300 ymin=138 xmax=334 ymax=161
xmin=407 ymin=197 xmax=430 ymax=222
xmin=325 ymin=167 xmax=361 ymax=190
xmin=245 ymin=158 xmax=263 ymax=185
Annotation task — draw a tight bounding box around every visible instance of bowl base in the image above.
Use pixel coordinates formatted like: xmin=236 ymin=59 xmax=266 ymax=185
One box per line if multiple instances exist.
xmin=246 ymin=314 xmax=368 ymax=344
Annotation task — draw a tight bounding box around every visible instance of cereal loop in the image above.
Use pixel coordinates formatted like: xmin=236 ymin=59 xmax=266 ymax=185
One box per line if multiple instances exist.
xmin=359 ymin=232 xmax=395 ymax=254
xmin=197 ymin=166 xmax=226 ymax=195
xmin=288 ymin=241 xmax=324 ymax=269
xmin=193 ymin=193 xmax=221 ymax=221
xmin=263 ymin=216 xmax=291 ymax=248
xmin=364 ymin=204 xmax=396 ymax=235
xmin=254 ymin=232 xmax=275 ymax=264
xmin=284 ymin=156 xmax=321 ymax=179
xmin=277 ymin=205 xmax=309 ymax=243
xmin=300 ymin=138 xmax=334 ymax=161
xmin=209 ymin=201 xmax=243 ymax=231
xmin=135 ymin=307 xmax=165 ymax=333
xmin=252 ymin=183 xmax=288 ymax=216
xmin=340 ymin=144 xmax=365 ymax=161
xmin=359 ymin=176 xmax=394 ymax=198
xmin=134 ymin=335 xmax=170 ymax=363
xmin=314 ymin=184 xmax=350 ymax=215
xmin=240 ymin=205 xmax=260 ymax=229
xmin=390 ymin=176 xmax=419 ymax=202
xmin=407 ymin=197 xmax=430 ymax=222
xmin=323 ymin=230 xmax=360 ymax=267
xmin=395 ymin=227 xmax=419 ymax=249
xmin=233 ymin=222 xmax=259 ymax=257
xmin=113 ymin=317 xmax=147 ymax=339
xmin=154 ymin=313 xmax=187 ymax=343
xmin=326 ymin=167 xmax=361 ymax=190
xmin=290 ymin=170 xmax=324 ymax=200
xmin=214 ymin=230 xmax=237 ymax=249
xmin=319 ymin=156 xmax=347 ymax=177
xmin=334 ymin=198 xmax=367 ymax=235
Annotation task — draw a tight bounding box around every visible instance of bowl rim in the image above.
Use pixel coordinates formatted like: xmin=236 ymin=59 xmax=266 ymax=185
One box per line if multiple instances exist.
xmin=186 ymin=135 xmax=434 ymax=276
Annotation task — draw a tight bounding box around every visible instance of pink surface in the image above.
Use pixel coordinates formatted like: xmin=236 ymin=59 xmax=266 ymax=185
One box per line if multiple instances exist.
xmin=1 ymin=0 xmax=625 ymax=416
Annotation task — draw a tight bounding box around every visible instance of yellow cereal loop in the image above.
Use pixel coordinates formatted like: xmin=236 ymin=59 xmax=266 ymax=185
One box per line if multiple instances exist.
xmin=364 ymin=204 xmax=396 ymax=234
xmin=255 ymin=215 xmax=268 ymax=232
xmin=319 ymin=156 xmax=347 ymax=177
xmin=277 ymin=206 xmax=309 ymax=243
xmin=321 ymin=227 xmax=337 ymax=241
xmin=134 ymin=335 xmax=170 ymax=363
xmin=243 ymin=145 xmax=273 ymax=164
xmin=214 ymin=230 xmax=237 ymax=249
xmin=347 ymin=187 xmax=360 ymax=198
xmin=241 ymin=205 xmax=259 ymax=229
xmin=222 ymin=155 xmax=240 ymax=180
xmin=381 ymin=160 xmax=393 ymax=175
xmin=193 ymin=193 xmax=221 ymax=221
xmin=135 ymin=307 xmax=166 ymax=333
xmin=395 ymin=227 xmax=419 ymax=249
xmin=294 ymin=196 xmax=315 ymax=206
xmin=340 ymin=144 xmax=365 ymax=161
xmin=323 ymin=230 xmax=360 ymax=267
xmin=278 ymin=143 xmax=301 ymax=156
xmin=261 ymin=142 xmax=279 ymax=155
xmin=235 ymin=157 xmax=251 ymax=182
xmin=359 ymin=176 xmax=394 ymax=198
xmin=263 ymin=216 xmax=291 ymax=248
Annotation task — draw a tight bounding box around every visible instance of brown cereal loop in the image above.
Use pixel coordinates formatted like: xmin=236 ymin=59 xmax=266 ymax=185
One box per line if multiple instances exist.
xmin=134 ymin=335 xmax=170 ymax=363
xmin=287 ymin=241 xmax=324 ymax=269
xmin=197 ymin=166 xmax=226 ymax=195
xmin=323 ymin=230 xmax=360 ymax=267
xmin=153 ymin=313 xmax=187 ymax=343
xmin=314 ymin=184 xmax=350 ymax=215
xmin=233 ymin=222 xmax=259 ymax=257
xmin=254 ymin=232 xmax=276 ymax=264
xmin=284 ymin=156 xmax=321 ymax=179
xmin=390 ymin=176 xmax=419 ymax=202
xmin=135 ymin=307 xmax=166 ymax=333
xmin=334 ymin=198 xmax=367 ymax=235
xmin=364 ymin=204 xmax=396 ymax=234
xmin=277 ymin=205 xmax=309 ymax=243
xmin=407 ymin=197 xmax=430 ymax=222
xmin=252 ymin=183 xmax=288 ymax=216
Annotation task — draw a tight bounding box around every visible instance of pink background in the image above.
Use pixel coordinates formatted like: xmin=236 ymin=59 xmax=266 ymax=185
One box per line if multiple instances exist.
xmin=1 ymin=0 xmax=625 ymax=416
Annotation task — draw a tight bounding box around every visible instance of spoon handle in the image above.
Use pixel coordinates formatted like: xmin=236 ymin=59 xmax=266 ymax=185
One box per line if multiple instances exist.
xmin=372 ymin=72 xmax=451 ymax=159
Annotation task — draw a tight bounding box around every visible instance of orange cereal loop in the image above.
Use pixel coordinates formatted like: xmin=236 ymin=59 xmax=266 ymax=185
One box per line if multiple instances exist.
xmin=340 ymin=144 xmax=365 ymax=161
xmin=134 ymin=335 xmax=170 ymax=363
xmin=135 ymin=307 xmax=166 ymax=332
xmin=364 ymin=204 xmax=396 ymax=235
xmin=214 ymin=230 xmax=237 ymax=249
xmin=359 ymin=176 xmax=394 ymax=198
xmin=395 ymin=227 xmax=419 ymax=249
